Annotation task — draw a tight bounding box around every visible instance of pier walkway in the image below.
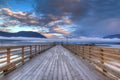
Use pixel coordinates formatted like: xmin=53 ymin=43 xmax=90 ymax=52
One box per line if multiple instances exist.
xmin=0 ymin=45 xmax=109 ymax=80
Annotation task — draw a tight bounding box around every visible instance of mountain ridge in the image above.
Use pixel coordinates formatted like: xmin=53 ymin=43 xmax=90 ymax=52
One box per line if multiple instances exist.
xmin=103 ymin=34 xmax=120 ymax=38
xmin=0 ymin=31 xmax=46 ymax=38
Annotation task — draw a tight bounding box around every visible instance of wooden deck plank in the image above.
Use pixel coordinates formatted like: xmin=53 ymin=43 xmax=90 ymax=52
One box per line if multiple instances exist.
xmin=46 ymin=52 xmax=56 ymax=80
xmin=60 ymin=52 xmax=68 ymax=80
xmin=0 ymin=45 xmax=110 ymax=80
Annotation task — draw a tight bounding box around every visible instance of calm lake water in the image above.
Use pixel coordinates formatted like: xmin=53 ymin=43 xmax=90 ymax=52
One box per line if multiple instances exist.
xmin=0 ymin=40 xmax=120 ymax=48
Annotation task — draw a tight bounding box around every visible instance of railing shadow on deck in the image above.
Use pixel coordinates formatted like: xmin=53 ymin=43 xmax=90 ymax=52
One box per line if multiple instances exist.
xmin=62 ymin=44 xmax=120 ymax=80
xmin=0 ymin=44 xmax=55 ymax=75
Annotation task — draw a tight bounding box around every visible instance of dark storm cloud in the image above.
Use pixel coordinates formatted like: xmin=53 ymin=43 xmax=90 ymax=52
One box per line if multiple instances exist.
xmin=71 ymin=0 xmax=120 ymax=37
xmin=34 ymin=0 xmax=88 ymax=21
xmin=72 ymin=18 xmax=120 ymax=37
xmin=87 ymin=0 xmax=120 ymax=18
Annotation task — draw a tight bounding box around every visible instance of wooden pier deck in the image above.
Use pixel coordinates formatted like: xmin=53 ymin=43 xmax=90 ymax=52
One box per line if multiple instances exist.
xmin=0 ymin=45 xmax=109 ymax=80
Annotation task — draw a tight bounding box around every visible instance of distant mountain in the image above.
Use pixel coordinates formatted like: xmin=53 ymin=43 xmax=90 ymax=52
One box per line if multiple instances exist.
xmin=0 ymin=31 xmax=46 ymax=38
xmin=103 ymin=34 xmax=120 ymax=38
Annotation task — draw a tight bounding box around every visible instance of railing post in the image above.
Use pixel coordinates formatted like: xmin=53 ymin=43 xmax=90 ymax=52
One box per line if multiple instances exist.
xmin=44 ymin=45 xmax=46 ymax=50
xmin=100 ymin=49 xmax=104 ymax=64
xmin=78 ymin=45 xmax=81 ymax=57
xmin=79 ymin=46 xmax=81 ymax=57
xmin=35 ymin=45 xmax=37 ymax=55
xmin=41 ymin=45 xmax=43 ymax=51
xmin=44 ymin=45 xmax=45 ymax=50
xmin=30 ymin=46 xmax=32 ymax=59
xmin=77 ymin=45 xmax=79 ymax=55
xmin=100 ymin=49 xmax=107 ymax=73
xmin=42 ymin=45 xmax=43 ymax=51
xmin=89 ymin=46 xmax=92 ymax=63
xmin=40 ymin=45 xmax=42 ymax=52
xmin=7 ymin=48 xmax=10 ymax=64
xmin=74 ymin=45 xmax=76 ymax=54
xmin=82 ymin=46 xmax=85 ymax=59
xmin=76 ymin=45 xmax=77 ymax=55
xmin=22 ymin=47 xmax=24 ymax=64
xmin=39 ymin=45 xmax=40 ymax=53
xmin=42 ymin=45 xmax=44 ymax=51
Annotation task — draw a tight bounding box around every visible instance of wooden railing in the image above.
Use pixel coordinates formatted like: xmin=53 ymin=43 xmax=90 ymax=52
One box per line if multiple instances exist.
xmin=63 ymin=44 xmax=120 ymax=80
xmin=0 ymin=44 xmax=54 ymax=74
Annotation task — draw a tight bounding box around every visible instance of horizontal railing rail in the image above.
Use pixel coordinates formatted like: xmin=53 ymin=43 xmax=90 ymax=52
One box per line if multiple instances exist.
xmin=63 ymin=44 xmax=120 ymax=80
xmin=0 ymin=44 xmax=54 ymax=74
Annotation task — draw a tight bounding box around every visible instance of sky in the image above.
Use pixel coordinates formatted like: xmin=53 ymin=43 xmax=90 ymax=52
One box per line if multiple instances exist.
xmin=0 ymin=0 xmax=120 ymax=38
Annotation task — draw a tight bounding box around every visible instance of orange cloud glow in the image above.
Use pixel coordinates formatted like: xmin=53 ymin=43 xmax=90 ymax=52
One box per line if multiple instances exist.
xmin=53 ymin=26 xmax=70 ymax=35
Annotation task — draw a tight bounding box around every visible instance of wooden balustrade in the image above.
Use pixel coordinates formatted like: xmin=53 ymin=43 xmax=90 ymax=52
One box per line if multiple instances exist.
xmin=63 ymin=44 xmax=120 ymax=80
xmin=0 ymin=44 xmax=54 ymax=74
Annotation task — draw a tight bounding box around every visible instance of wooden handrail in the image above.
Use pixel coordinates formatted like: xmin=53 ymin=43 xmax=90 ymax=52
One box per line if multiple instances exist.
xmin=63 ymin=44 xmax=120 ymax=80
xmin=0 ymin=44 xmax=54 ymax=74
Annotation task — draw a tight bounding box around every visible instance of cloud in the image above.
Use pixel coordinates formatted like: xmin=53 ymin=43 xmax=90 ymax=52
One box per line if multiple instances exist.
xmin=0 ymin=36 xmax=120 ymax=44
xmin=0 ymin=8 xmax=40 ymax=26
xmin=0 ymin=8 xmax=74 ymax=38
xmin=34 ymin=0 xmax=88 ymax=21
xmin=0 ymin=8 xmax=73 ymax=30
xmin=72 ymin=18 xmax=120 ymax=37
xmin=66 ymin=37 xmax=120 ymax=44
xmin=1 ymin=20 xmax=21 ymax=27
xmin=41 ymin=33 xmax=54 ymax=38
xmin=99 ymin=18 xmax=120 ymax=34
xmin=42 ymin=33 xmax=65 ymax=38
xmin=53 ymin=26 xmax=70 ymax=35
